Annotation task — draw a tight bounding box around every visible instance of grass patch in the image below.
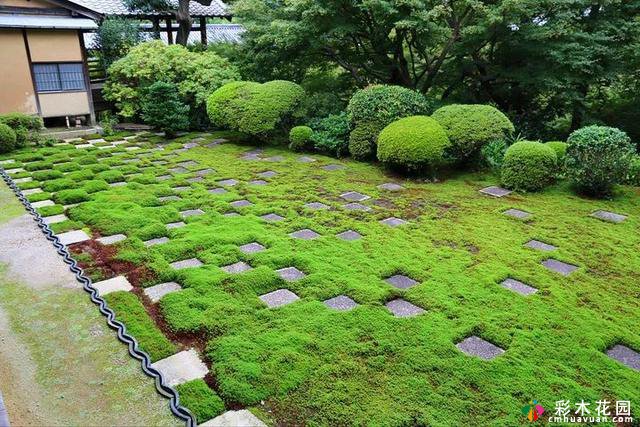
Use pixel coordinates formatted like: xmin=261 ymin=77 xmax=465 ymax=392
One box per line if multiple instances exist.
xmin=175 ymin=379 xmax=225 ymax=423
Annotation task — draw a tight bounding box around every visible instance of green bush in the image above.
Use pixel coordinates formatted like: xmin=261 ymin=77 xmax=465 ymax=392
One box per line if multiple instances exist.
xmin=565 ymin=125 xmax=634 ymax=196
xmin=53 ymin=189 xmax=90 ymax=205
xmin=348 ymin=122 xmax=383 ymax=160
xmin=432 ymin=104 xmax=515 ymax=161
xmin=500 ymin=141 xmax=557 ymax=191
xmin=32 ymin=170 xmax=64 ymax=181
xmin=376 ymin=116 xmax=450 ymax=172
xmin=0 ymin=123 xmax=17 ymax=154
xmin=0 ymin=112 xmax=43 ymax=131
xmin=309 ymin=112 xmax=350 ymax=157
xmin=175 ymin=379 xmax=225 ymax=424
xmin=96 ymin=169 xmax=124 ymax=183
xmin=626 ymin=155 xmax=640 ymax=186
xmin=17 ymin=152 xmax=43 ymax=162
xmin=545 ymin=141 xmax=568 ymax=162
xmin=42 ymin=178 xmax=77 ymax=192
xmin=24 ymin=160 xmax=52 ymax=171
xmin=82 ymin=179 xmax=109 ymax=193
xmin=141 ymin=82 xmax=190 ymax=137
xmin=289 ymin=126 xmax=314 ymax=152
xmin=480 ymin=140 xmax=508 ymax=172
xmin=54 ymin=162 xmax=81 ymax=173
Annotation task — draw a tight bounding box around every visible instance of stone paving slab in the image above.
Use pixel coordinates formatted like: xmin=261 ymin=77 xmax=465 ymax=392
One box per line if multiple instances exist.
xmin=14 ymin=177 xmax=32 ymax=183
xmin=5 ymin=168 xmax=24 ymax=174
xmin=195 ymin=168 xmax=213 ymax=176
xmin=298 ymin=156 xmax=316 ymax=163
xmin=385 ymin=299 xmax=425 ymax=317
xmin=258 ymin=170 xmax=277 ymax=178
xmin=500 ymin=278 xmax=537 ymax=296
xmin=304 ymin=202 xmax=329 ymax=210
xmin=180 ymin=209 xmax=205 ymax=218
xmin=503 ymin=208 xmax=531 ymax=219
xmin=32 ymin=200 xmax=54 ymax=208
xmin=525 ymin=240 xmax=557 ymax=251
xmin=208 ymin=188 xmax=227 ymax=195
xmin=290 ymin=229 xmax=320 ymax=240
xmin=456 ymin=336 xmax=504 ymax=360
xmin=218 ymin=178 xmax=238 ymax=187
xmin=385 ymin=274 xmax=418 ymax=289
xmin=144 ymin=237 xmax=170 ymax=247
xmin=336 ymin=230 xmax=362 ymax=241
xmin=159 ymin=195 xmax=181 ymax=202
xmin=479 ymin=186 xmax=512 ymax=197
xmin=249 ymin=179 xmax=268 ymax=186
xmin=542 ymin=259 xmax=578 ymax=276
xmin=96 ymin=234 xmax=127 ymax=245
xmin=200 ymin=410 xmax=266 ymax=427
xmin=276 ymin=266 xmax=306 ymax=281
xmin=144 ymin=281 xmax=182 ymax=303
xmin=93 ymin=275 xmax=133 ymax=296
xmin=109 ymin=181 xmax=127 ymax=187
xmin=606 ymin=344 xmax=640 ymax=370
xmin=0 ymin=159 xmax=15 ymax=165
xmin=223 ymin=212 xmax=240 ymax=217
xmin=221 ymin=261 xmax=253 ymax=274
xmin=42 ymin=214 xmax=68 ymax=225
xmin=343 ymin=202 xmax=371 ymax=211
xmin=324 ymin=295 xmax=358 ymax=311
xmin=169 ymin=167 xmax=189 ymax=174
xmin=186 ymin=177 xmax=204 ymax=183
xmin=150 ymin=349 xmax=208 ymax=387
xmin=261 ymin=213 xmax=284 ymax=222
xmin=263 ymin=155 xmax=284 ymax=162
xmin=230 ymin=200 xmax=253 ymax=208
xmin=380 ymin=217 xmax=407 ymax=227
xmin=57 ymin=230 xmax=91 ymax=246
xmin=157 ymin=175 xmax=172 ymax=181
xmin=239 ymin=242 xmax=265 ymax=254
xmin=259 ymin=289 xmax=299 ymax=308
xmin=322 ymin=164 xmax=344 ymax=171
xmin=173 ymin=186 xmax=190 ymax=192
xmin=378 ymin=183 xmax=404 ymax=191
xmin=166 ymin=221 xmax=186 ymax=229
xmin=591 ymin=210 xmax=627 ymax=223
xmin=340 ymin=191 xmax=370 ymax=202
xmin=170 ymin=258 xmax=203 ymax=270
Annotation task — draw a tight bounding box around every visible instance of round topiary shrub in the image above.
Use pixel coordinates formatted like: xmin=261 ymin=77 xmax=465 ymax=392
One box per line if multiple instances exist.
xmin=501 ymin=141 xmax=557 ymax=191
xmin=432 ymin=104 xmax=515 ymax=161
xmin=545 ymin=141 xmax=568 ymax=163
xmin=289 ymin=126 xmax=313 ymax=152
xmin=565 ymin=125 xmax=634 ymax=196
xmin=376 ymin=116 xmax=450 ymax=172
xmin=626 ymin=155 xmax=640 ymax=186
xmin=348 ymin=122 xmax=383 ymax=160
xmin=0 ymin=123 xmax=17 ymax=154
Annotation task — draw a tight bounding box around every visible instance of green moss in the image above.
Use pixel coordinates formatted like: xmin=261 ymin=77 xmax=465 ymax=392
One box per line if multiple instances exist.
xmin=54 ymin=162 xmax=81 ymax=173
xmin=501 ymin=141 xmax=557 ymax=191
xmin=53 ymin=189 xmax=90 ymax=205
xmin=96 ymin=169 xmax=125 ymax=183
xmin=82 ymin=180 xmax=109 ymax=193
xmin=42 ymin=178 xmax=78 ymax=193
xmin=27 ymin=192 xmax=52 ymax=203
xmin=24 ymin=160 xmax=53 ymax=171
xmin=37 ymin=204 xmax=64 ymax=217
xmin=32 ymin=170 xmax=64 ymax=181
xmin=175 ymin=379 xmax=225 ymax=423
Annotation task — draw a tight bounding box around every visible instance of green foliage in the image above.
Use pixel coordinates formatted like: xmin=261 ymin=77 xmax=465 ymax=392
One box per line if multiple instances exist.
xmin=37 ymin=204 xmax=64 ymax=217
xmin=32 ymin=170 xmax=64 ymax=181
xmin=141 ymin=82 xmax=190 ymax=137
xmin=103 ymin=291 xmax=177 ymax=362
xmin=24 ymin=160 xmax=52 ymax=171
xmin=626 ymin=155 xmax=640 ymax=186
xmin=42 ymin=178 xmax=77 ymax=193
xmin=432 ymin=104 xmax=515 ymax=161
xmin=93 ymin=17 xmax=141 ymax=69
xmin=175 ymin=379 xmax=225 ymax=424
xmin=289 ymin=126 xmax=314 ymax=152
xmin=376 ymin=116 xmax=450 ymax=171
xmin=96 ymin=169 xmax=125 ymax=183
xmin=54 ymin=162 xmax=81 ymax=173
xmin=0 ymin=112 xmax=43 ymax=131
xmin=0 ymin=123 xmax=17 ymax=153
xmin=500 ymin=141 xmax=557 ymax=192
xmin=53 ymin=189 xmax=90 ymax=205
xmin=348 ymin=122 xmax=383 ymax=160
xmin=480 ymin=140 xmax=508 ymax=173
xmin=309 ymin=112 xmax=350 ymax=157
xmin=82 ymin=179 xmax=110 ymax=193
xmin=545 ymin=141 xmax=568 ymax=164
xmin=566 ymin=126 xmax=635 ymax=196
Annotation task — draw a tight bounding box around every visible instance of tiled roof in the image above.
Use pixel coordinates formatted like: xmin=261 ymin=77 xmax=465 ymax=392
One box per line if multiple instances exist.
xmin=68 ymin=0 xmax=230 ymax=17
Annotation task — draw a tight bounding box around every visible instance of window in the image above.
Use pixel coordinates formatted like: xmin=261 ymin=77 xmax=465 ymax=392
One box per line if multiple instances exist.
xmin=33 ymin=63 xmax=85 ymax=92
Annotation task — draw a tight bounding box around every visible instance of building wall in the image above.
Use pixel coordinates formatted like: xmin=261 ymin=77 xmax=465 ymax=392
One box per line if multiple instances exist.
xmin=0 ymin=29 xmax=38 ymax=115
xmin=0 ymin=0 xmax=54 ymax=8
xmin=27 ymin=30 xmax=83 ymax=62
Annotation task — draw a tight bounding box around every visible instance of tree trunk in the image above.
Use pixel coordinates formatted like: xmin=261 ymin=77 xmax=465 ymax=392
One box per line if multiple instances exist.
xmin=175 ymin=0 xmax=192 ymax=46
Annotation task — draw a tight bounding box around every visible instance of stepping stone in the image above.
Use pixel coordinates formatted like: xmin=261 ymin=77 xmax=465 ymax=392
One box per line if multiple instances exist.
xmin=276 ymin=266 xmax=306 ymax=282
xmin=14 ymin=177 xmax=32 ymax=183
xmin=456 ymin=336 xmax=505 ymax=360
xmin=121 ymin=159 xmax=139 ymax=164
xmin=230 ymin=200 xmax=253 ymax=208
xmin=183 ymin=143 xmax=198 ymax=149
xmin=42 ymin=214 xmax=68 ymax=225
xmin=157 ymin=175 xmax=172 ymax=181
xmin=22 ymin=188 xmax=43 ymax=195
xmin=504 ymin=208 xmax=531 ymax=219
xmin=0 ymin=159 xmax=15 ymax=165
xmin=261 ymin=213 xmax=284 ymax=222
xmin=259 ymin=289 xmax=299 ymax=308
xmin=63 ymin=203 xmax=79 ymax=210
xmin=223 ymin=212 xmax=240 ymax=217
xmin=378 ymin=183 xmax=404 ymax=191
xmin=124 ymin=146 xmax=140 ymax=151
xmin=239 ymin=242 xmax=265 ymax=254
xmin=173 ymin=186 xmax=190 ymax=192
xmin=385 ymin=274 xmax=418 ymax=289
xmin=241 ymin=153 xmax=261 ymax=161
xmin=542 ymin=259 xmax=578 ymax=276
xmin=479 ymin=186 xmax=512 ymax=197
xmin=258 ymin=171 xmax=277 ymax=178
xmin=170 ymin=258 xmax=203 ymax=270
xmin=343 ymin=202 xmax=371 ymax=211
xmin=178 ymin=161 xmax=198 ymax=167
xmin=221 ymin=261 xmax=252 ymax=274
xmin=32 ymin=200 xmax=54 ymax=208
xmin=264 ymin=155 xmax=284 ymax=162
xmin=249 ymin=179 xmax=267 ymax=186
xmin=200 ymin=410 xmax=266 ymax=427
xmin=206 ymin=141 xmax=223 ymax=148
xmin=5 ymin=168 xmax=24 ymax=174
xmin=525 ymin=240 xmax=557 ymax=251
xmin=150 ymin=349 xmax=208 ymax=387
xmin=322 ymin=164 xmax=344 ymax=171
xmin=591 ymin=210 xmax=627 ymax=223
xmin=208 ymin=188 xmax=227 ymax=195
xmin=304 ymin=202 xmax=329 ymax=210
xmin=218 ymin=179 xmax=238 ymax=187
xmin=159 ymin=195 xmax=181 ymax=202
xmin=75 ymin=143 xmax=92 ymax=149
xmin=289 ymin=229 xmax=320 ymax=240
xmin=57 ymin=230 xmax=90 ymax=245
xmin=87 ymin=138 xmax=106 ymax=143
xmin=109 ymin=182 xmax=126 ymax=187
xmin=385 ymin=299 xmax=425 ymax=318
xmin=380 ymin=217 xmax=407 ymax=227
xmin=195 ymin=168 xmax=214 ymax=176
xmin=96 ymin=234 xmax=126 ymax=245
xmin=499 ymin=278 xmax=538 ymax=296
xmin=186 ymin=177 xmax=204 ymax=183
xmin=340 ymin=191 xmax=370 ymax=202
xmin=180 ymin=209 xmax=204 ymax=218
xmin=336 ymin=230 xmax=362 ymax=241
xmin=324 ymin=295 xmax=358 ymax=311
xmin=606 ymin=345 xmax=640 ymax=371
xmin=169 ymin=167 xmax=189 ymax=174
xmin=298 ymin=156 xmax=316 ymax=163
xmin=144 ymin=282 xmax=182 ymax=303
xmin=93 ymin=275 xmax=133 ymax=296
xmin=167 ymin=221 xmax=186 ymax=229
xmin=144 ymin=237 xmax=170 ymax=247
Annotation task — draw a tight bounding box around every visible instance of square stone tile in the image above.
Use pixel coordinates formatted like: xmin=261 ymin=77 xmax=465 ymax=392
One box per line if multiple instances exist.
xmin=183 ymin=143 xmax=199 ymax=149
xmin=606 ymin=344 xmax=640 ymax=370
xmin=249 ymin=179 xmax=268 ymax=186
xmin=109 ymin=181 xmax=126 ymax=187
xmin=258 ymin=170 xmax=277 ymax=178
xmin=591 ymin=210 xmax=627 ymax=223
xmin=97 ymin=234 xmax=127 ymax=245
xmin=259 ymin=289 xmax=299 ymax=308
xmin=324 ymin=295 xmax=358 ymax=311
xmin=42 ymin=214 xmax=68 ymax=225
xmin=170 ymin=258 xmax=203 ymax=270
xmin=157 ymin=175 xmax=172 ymax=181
xmin=93 ymin=275 xmax=133 ymax=296
xmin=380 ymin=217 xmax=407 ymax=227
xmin=0 ymin=159 xmax=15 ymax=165
xmin=159 ymin=195 xmax=181 ymax=202
xmin=169 ymin=167 xmax=189 ymax=174
xmin=221 ymin=261 xmax=253 ymax=274
xmin=304 ymin=202 xmax=329 ymax=210
xmin=378 ymin=183 xmax=404 ymax=191
xmin=385 ymin=274 xmax=418 ymax=289
xmin=479 ymin=186 xmax=512 ymax=197
xmin=230 ymin=200 xmax=253 ymax=208
xmin=456 ymin=336 xmax=505 ymax=360
xmin=57 ymin=230 xmax=91 ymax=245
xmin=276 ymin=266 xmax=306 ymax=282
xmin=298 ymin=156 xmax=316 ymax=163
xmin=223 ymin=212 xmax=240 ymax=217
xmin=22 ymin=188 xmax=43 ymax=195
xmin=385 ymin=299 xmax=425 ymax=318
xmin=144 ymin=236 xmax=170 ymax=247
xmin=239 ymin=242 xmax=265 ymax=254
xmin=542 ymin=259 xmax=578 ymax=276
xmin=340 ymin=191 xmax=370 ymax=202
xmin=14 ymin=177 xmax=32 ymax=183
xmin=264 ymin=155 xmax=284 ymax=162
xmin=525 ymin=240 xmax=557 ymax=251
xmin=178 ymin=160 xmax=198 ymax=167
xmin=186 ymin=177 xmax=204 ymax=183
xmin=241 ymin=153 xmax=261 ymax=161
xmin=150 ymin=349 xmax=208 ymax=387
xmin=336 ymin=230 xmax=362 ymax=241
xmin=208 ymin=188 xmax=227 ymax=195
xmin=32 ymin=200 xmax=54 ymax=208
xmin=504 ymin=208 xmax=531 ymax=219
xmin=343 ymin=202 xmax=371 ymax=211
xmin=181 ymin=209 xmax=205 ymax=218
xmin=500 ymin=278 xmax=538 ymax=296
xmin=201 ymin=410 xmax=266 ymax=427
xmin=75 ymin=143 xmax=92 ymax=149
xmin=166 ymin=221 xmax=186 ymax=229
xmin=6 ymin=167 xmax=24 ymax=174
xmin=195 ymin=168 xmax=214 ymax=176
xmin=289 ymin=229 xmax=320 ymax=240
xmin=261 ymin=213 xmax=285 ymax=222
xmin=322 ymin=164 xmax=344 ymax=171
xmin=144 ymin=282 xmax=182 ymax=303
xmin=218 ymin=178 xmax=238 ymax=187
xmin=173 ymin=186 xmax=190 ymax=192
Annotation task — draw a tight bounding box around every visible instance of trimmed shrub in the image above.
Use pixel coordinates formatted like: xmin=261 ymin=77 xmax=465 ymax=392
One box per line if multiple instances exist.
xmin=53 ymin=189 xmax=90 ymax=205
xmin=626 ymin=155 xmax=640 ymax=186
xmin=376 ymin=116 xmax=450 ymax=172
xmin=566 ymin=125 xmax=634 ymax=196
xmin=348 ymin=122 xmax=383 ymax=160
xmin=432 ymin=104 xmax=515 ymax=161
xmin=309 ymin=112 xmax=350 ymax=157
xmin=0 ymin=123 xmax=17 ymax=154
xmin=42 ymin=178 xmax=78 ymax=192
xmin=0 ymin=112 xmax=43 ymax=131
xmin=141 ymin=81 xmax=190 ymax=137
xmin=32 ymin=170 xmax=64 ymax=181
xmin=481 ymin=140 xmax=508 ymax=172
xmin=175 ymin=379 xmax=225 ymax=424
xmin=500 ymin=141 xmax=557 ymax=191
xmin=289 ymin=126 xmax=313 ymax=152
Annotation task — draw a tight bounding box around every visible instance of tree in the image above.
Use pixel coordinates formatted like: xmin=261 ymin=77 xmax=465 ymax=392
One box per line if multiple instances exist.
xmin=94 ymin=17 xmax=141 ymax=69
xmin=141 ymin=81 xmax=190 ymax=136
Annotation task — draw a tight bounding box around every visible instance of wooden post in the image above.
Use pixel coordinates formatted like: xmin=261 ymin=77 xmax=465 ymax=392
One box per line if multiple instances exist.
xmin=152 ymin=17 xmax=160 ymax=39
xmin=166 ymin=18 xmax=173 ymax=44
xmin=200 ymin=17 xmax=207 ymax=46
